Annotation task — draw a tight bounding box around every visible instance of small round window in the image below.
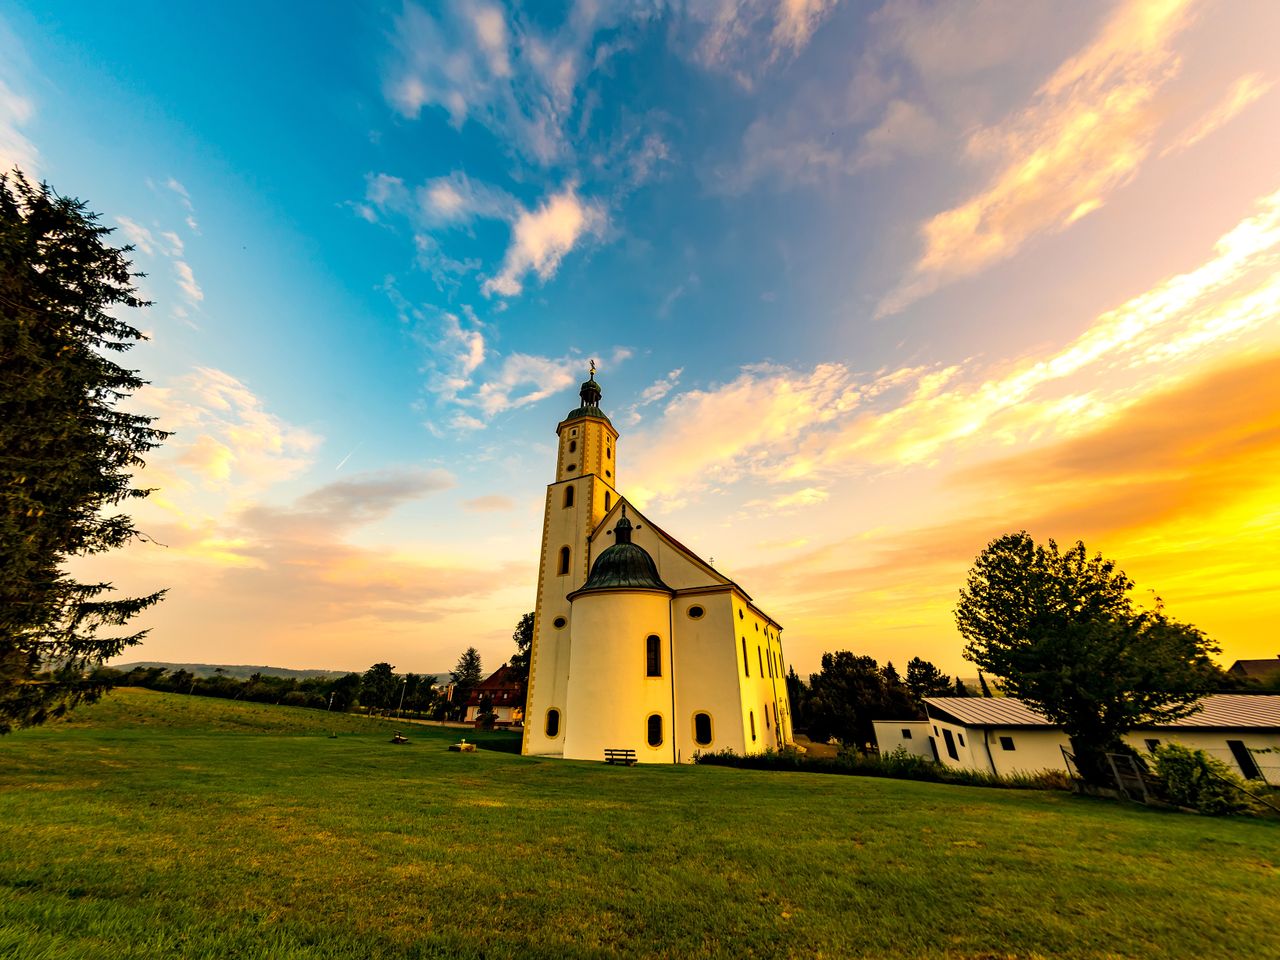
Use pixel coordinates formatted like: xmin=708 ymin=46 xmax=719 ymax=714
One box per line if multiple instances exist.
xmin=566 ymin=464 xmax=577 ymax=471
xmin=553 ymin=616 xmax=567 ymax=629
xmin=687 ymin=605 xmax=705 ymax=620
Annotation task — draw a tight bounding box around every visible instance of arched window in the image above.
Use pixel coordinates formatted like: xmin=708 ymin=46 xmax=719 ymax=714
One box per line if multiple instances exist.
xmin=647 ymin=713 xmax=663 ymax=747
xmin=558 ymin=546 xmax=570 ymax=575
xmin=604 ymin=492 xmax=611 ymax=510
xmin=569 ymin=440 xmax=577 ymax=453
xmin=764 ymin=704 xmax=770 ymax=730
xmin=564 ymin=485 xmax=574 ymax=508
xmin=645 ymin=635 xmax=661 ymax=677
xmin=749 ymin=711 xmax=756 ymax=741
xmin=693 ymin=712 xmax=712 ymax=746
xmin=741 ymin=638 xmax=749 ymax=677
xmin=758 ymin=647 xmax=764 ymax=676
xmin=545 ymin=709 xmax=560 ymax=738
xmin=606 ymin=446 xmax=611 ymax=458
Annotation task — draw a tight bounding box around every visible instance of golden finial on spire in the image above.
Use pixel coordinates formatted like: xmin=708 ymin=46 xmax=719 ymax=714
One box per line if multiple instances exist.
xmin=589 ymin=358 xmax=596 ymax=378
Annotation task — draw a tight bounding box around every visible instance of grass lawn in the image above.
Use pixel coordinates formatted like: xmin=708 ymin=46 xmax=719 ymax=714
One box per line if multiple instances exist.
xmin=1 ymin=689 xmax=1276 ymax=959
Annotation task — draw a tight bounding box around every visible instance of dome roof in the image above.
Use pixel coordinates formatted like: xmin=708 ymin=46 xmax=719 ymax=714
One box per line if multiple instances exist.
xmin=576 ymin=510 xmax=671 ymax=594
xmin=562 ymin=365 xmax=612 ymax=425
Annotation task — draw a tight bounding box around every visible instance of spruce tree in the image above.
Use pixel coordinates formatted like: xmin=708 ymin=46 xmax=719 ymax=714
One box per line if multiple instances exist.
xmin=1 ymin=170 xmax=169 ymax=733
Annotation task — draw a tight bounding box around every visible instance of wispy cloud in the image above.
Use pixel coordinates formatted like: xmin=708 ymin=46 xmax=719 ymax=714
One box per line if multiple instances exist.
xmin=115 ymin=216 xmax=155 ymax=255
xmin=173 ymin=260 xmax=203 ymax=304
xmin=482 ymin=186 xmax=605 ymax=297
xmin=0 ymin=77 xmax=37 ymax=174
xmin=878 ymin=0 xmax=1198 ymax=316
xmin=164 ymin=176 xmax=200 ymax=232
xmin=694 ymin=0 xmax=843 ymax=83
xmin=1162 ymin=71 xmax=1275 ymax=156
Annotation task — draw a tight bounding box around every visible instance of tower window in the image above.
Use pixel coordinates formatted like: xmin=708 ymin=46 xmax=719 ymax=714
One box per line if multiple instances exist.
xmin=647 ymin=713 xmax=663 ymax=748
xmin=564 ymin=486 xmax=574 ymax=508
xmin=545 ymin=709 xmax=560 ymax=738
xmin=569 ymin=440 xmax=577 ymax=453
xmin=606 ymin=446 xmax=611 ymax=458
xmin=741 ymin=638 xmax=749 ymax=677
xmin=645 ymin=635 xmax=661 ymax=677
xmin=552 ymin=616 xmax=567 ymax=629
xmin=558 ymin=547 xmax=570 ymax=575
xmin=749 ymin=711 xmax=756 ymax=742
xmin=605 ymin=492 xmax=611 ymax=510
xmin=605 ymin=470 xmax=611 ymax=478
xmin=566 ymin=464 xmax=577 ymax=472
xmin=693 ymin=712 xmax=712 ymax=746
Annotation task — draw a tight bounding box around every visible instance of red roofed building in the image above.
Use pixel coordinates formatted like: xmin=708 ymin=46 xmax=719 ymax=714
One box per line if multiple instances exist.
xmin=463 ymin=664 xmax=526 ymax=726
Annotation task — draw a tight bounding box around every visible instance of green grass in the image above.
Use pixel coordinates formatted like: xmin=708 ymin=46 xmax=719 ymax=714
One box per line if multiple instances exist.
xmin=1 ymin=689 xmax=1277 ymax=959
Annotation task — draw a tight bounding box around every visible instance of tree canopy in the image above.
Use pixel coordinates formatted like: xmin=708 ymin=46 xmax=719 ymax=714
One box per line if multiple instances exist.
xmin=1 ymin=170 xmax=169 ymax=733
xmin=449 ymin=646 xmax=484 ymax=720
xmin=956 ymin=531 xmax=1223 ymax=783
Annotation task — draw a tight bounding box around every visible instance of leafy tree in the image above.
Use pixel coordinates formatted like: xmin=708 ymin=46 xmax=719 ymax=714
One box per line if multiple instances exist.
xmin=879 ymin=661 xmax=917 ymax=720
xmin=952 ymin=678 xmax=971 ymax=696
xmin=450 ymin=646 xmax=483 ymax=720
xmin=508 ymin=611 xmax=533 ymax=707
xmin=956 ymin=532 xmax=1223 ymax=784
xmin=474 ymin=693 xmax=497 ymax=730
xmin=905 ymin=657 xmax=951 ymax=707
xmin=806 ymin=652 xmax=891 ymax=750
xmin=785 ymin=666 xmax=808 ymax=730
xmin=977 ymin=672 xmax=994 ymax=698
xmin=329 ymin=672 xmax=361 ymax=711
xmin=1 ymin=170 xmax=169 ymax=733
xmin=361 ymin=662 xmax=397 ymax=714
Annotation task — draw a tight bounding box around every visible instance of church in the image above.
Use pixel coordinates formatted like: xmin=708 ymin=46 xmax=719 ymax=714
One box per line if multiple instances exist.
xmin=521 ymin=366 xmax=794 ymax=763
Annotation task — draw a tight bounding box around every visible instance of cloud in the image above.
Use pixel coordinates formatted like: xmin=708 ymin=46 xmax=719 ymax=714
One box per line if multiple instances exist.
xmin=0 ymin=77 xmax=37 ymax=174
xmin=878 ymin=0 xmax=1198 ymax=316
xmin=173 ymin=260 xmax=203 ymax=303
xmin=164 ymin=177 xmax=199 ymax=232
xmin=694 ymin=0 xmax=843 ymax=82
xmin=628 ymin=181 xmax=1280 ymax=506
xmin=1162 ymin=71 xmax=1275 ymax=156
xmin=462 ymin=494 xmax=515 ymax=512
xmin=115 ymin=217 xmax=155 ymax=255
xmin=418 ymin=170 xmax=517 ymax=226
xmin=483 ymin=186 xmax=605 ymax=297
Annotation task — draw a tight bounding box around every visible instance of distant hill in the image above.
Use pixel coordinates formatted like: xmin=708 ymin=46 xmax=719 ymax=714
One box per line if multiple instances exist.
xmin=113 ymin=662 xmax=454 ymax=683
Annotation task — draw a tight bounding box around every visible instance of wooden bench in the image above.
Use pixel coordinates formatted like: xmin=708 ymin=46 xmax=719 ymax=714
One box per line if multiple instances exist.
xmin=604 ymin=748 xmax=637 ymax=766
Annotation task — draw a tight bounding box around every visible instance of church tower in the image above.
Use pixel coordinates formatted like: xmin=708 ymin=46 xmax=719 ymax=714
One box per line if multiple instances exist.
xmin=523 ymin=365 xmax=619 ymax=757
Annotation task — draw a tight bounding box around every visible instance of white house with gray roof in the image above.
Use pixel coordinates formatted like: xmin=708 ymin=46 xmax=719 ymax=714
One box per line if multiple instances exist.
xmin=874 ymin=694 xmax=1280 ymax=783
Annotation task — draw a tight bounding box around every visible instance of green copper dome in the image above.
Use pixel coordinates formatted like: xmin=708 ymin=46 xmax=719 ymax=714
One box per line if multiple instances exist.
xmin=577 ymin=510 xmax=671 ymax=594
xmin=562 ymin=365 xmax=612 ymax=425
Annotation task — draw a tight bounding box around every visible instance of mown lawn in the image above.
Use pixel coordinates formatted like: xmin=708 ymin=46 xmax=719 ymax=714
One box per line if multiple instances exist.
xmin=1 ymin=689 xmax=1276 ymax=959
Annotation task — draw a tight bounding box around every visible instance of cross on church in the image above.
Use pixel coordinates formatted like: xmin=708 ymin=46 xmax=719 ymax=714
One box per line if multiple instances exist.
xmin=589 ymin=359 xmax=596 ymax=376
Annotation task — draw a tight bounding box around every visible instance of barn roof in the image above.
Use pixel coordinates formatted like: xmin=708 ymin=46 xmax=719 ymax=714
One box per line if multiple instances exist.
xmin=923 ymin=694 xmax=1280 ymax=731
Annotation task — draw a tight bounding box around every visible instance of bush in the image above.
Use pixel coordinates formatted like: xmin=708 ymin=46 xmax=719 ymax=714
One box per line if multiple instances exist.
xmin=695 ymin=746 xmax=1069 ymax=792
xmin=1150 ymin=743 xmax=1263 ymax=816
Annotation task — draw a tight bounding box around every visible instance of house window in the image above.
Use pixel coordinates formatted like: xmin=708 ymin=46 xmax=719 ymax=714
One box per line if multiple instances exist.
xmin=942 ymin=728 xmax=958 ymax=760
xmin=741 ymin=638 xmax=749 ymax=677
xmin=545 ymin=709 xmax=560 ymax=738
xmin=901 ymin=728 xmax=913 ymax=740
xmin=552 ymin=616 xmax=567 ymax=629
xmin=564 ymin=486 xmax=574 ymax=508
xmin=1144 ymin=739 xmax=1160 ymax=753
xmin=558 ymin=547 xmax=570 ymax=575
xmin=1227 ymin=740 xmax=1263 ymax=780
xmin=749 ymin=711 xmax=756 ymax=741
xmin=999 ymin=736 xmax=1015 ymax=751
xmin=932 ymin=725 xmax=938 ymax=736
xmin=957 ymin=733 xmax=966 ymax=747
xmin=647 ymin=713 xmax=663 ymax=747
xmin=645 ymin=635 xmax=661 ymax=677
xmin=569 ymin=440 xmax=577 ymax=453
xmin=604 ymin=492 xmax=611 ymax=510
xmin=687 ymin=605 xmax=704 ymax=619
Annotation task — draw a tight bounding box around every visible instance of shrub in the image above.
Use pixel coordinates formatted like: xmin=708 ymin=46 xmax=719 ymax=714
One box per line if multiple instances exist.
xmin=1150 ymin=742 xmax=1262 ymax=816
xmin=695 ymin=746 xmax=1069 ymax=792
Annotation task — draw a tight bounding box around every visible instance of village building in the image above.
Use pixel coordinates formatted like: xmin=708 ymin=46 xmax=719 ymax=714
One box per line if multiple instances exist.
xmin=873 ymin=694 xmax=1280 ymax=784
xmin=522 ymin=367 xmax=793 ymax=763
xmin=1227 ymin=655 xmax=1280 ymax=685
xmin=461 ymin=663 xmax=526 ymax=726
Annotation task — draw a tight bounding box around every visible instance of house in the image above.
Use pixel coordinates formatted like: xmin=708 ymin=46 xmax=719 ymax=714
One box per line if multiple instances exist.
xmin=1228 ymin=656 xmax=1280 ymax=685
xmin=462 ymin=664 xmax=526 ymax=726
xmin=872 ymin=694 xmax=1280 ymax=783
xmin=522 ymin=366 xmax=793 ymax=763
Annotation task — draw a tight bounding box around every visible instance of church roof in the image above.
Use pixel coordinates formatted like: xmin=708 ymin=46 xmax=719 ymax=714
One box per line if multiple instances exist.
xmin=560 ymin=367 xmax=613 ymax=426
xmin=574 ymin=509 xmax=672 ymax=595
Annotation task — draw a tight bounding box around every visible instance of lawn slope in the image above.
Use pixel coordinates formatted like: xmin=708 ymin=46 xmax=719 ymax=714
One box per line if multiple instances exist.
xmin=1 ymin=688 xmax=1276 ymax=959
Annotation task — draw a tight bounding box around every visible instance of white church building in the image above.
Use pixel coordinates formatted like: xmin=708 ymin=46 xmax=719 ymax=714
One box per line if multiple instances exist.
xmin=521 ymin=367 xmax=794 ymax=763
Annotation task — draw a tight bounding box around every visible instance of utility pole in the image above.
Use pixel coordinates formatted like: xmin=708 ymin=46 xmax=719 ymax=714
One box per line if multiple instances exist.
xmin=396 ymin=677 xmax=408 ymax=718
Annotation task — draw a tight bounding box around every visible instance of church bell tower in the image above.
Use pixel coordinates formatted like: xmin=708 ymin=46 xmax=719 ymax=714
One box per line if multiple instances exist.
xmin=523 ymin=363 xmax=620 ymax=757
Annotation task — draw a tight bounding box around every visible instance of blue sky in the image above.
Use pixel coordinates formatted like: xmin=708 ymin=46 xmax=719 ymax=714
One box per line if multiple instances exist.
xmin=4 ymin=1 xmax=1280 ymax=677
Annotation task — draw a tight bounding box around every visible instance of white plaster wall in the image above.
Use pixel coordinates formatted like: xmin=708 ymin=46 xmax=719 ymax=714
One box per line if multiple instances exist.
xmin=671 ymin=592 xmax=744 ymax=760
xmin=1124 ymin=730 xmax=1280 ymax=783
xmin=562 ymin=589 xmax=676 ymax=763
xmin=873 ymin=721 xmax=933 ymax=759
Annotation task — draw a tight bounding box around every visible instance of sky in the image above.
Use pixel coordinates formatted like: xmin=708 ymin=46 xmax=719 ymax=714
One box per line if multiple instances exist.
xmin=3 ymin=0 xmax=1279 ymax=678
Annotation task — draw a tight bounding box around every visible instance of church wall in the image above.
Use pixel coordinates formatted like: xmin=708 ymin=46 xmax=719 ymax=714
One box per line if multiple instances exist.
xmin=562 ymin=590 xmax=675 ymax=762
xmin=728 ymin=597 xmax=793 ymax=754
xmin=523 ymin=475 xmax=595 ymax=757
xmin=671 ymin=592 xmax=747 ymax=760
